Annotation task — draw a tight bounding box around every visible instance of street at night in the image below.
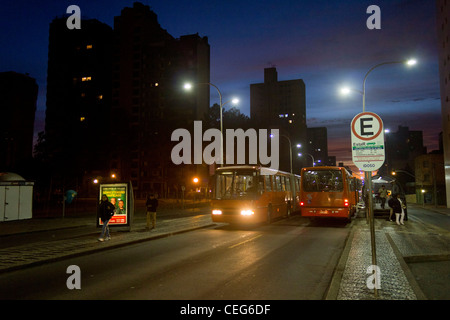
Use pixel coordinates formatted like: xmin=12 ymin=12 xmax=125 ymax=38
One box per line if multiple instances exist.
xmin=0 ymin=205 xmax=448 ymax=302
xmin=1 ymin=1 xmax=450 ymax=311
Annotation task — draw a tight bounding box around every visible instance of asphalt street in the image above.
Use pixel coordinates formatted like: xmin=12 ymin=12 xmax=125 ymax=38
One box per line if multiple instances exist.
xmin=0 ymin=215 xmax=350 ymax=300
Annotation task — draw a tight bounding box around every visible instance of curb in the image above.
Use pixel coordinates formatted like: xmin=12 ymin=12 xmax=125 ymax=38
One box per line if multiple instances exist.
xmin=0 ymin=221 xmax=216 ymax=275
xmin=385 ymin=233 xmax=428 ymax=300
xmin=324 ymin=226 xmax=355 ymax=300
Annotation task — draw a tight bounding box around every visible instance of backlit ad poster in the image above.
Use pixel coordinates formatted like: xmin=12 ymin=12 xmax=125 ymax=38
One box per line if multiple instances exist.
xmin=98 ymin=183 xmax=129 ymax=226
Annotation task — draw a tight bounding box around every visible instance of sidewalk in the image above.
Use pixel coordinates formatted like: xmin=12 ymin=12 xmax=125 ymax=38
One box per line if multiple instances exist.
xmin=327 ymin=204 xmax=450 ymax=300
xmin=0 ymin=202 xmax=216 ymax=274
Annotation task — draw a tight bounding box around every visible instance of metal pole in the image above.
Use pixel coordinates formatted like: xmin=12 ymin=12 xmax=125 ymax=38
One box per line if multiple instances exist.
xmin=367 ymin=172 xmax=378 ymax=297
xmin=359 ymin=59 xmax=414 ymax=297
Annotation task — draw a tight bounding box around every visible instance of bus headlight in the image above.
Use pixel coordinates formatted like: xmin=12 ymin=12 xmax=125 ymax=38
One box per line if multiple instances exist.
xmin=212 ymin=209 xmax=222 ymax=215
xmin=241 ymin=209 xmax=254 ymax=216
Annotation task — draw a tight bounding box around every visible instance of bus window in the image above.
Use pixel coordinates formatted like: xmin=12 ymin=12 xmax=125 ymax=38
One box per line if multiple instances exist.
xmin=303 ymin=169 xmax=344 ymax=192
xmin=265 ymin=175 xmax=272 ymax=191
xmin=275 ymin=175 xmax=282 ymax=191
xmin=286 ymin=176 xmax=291 ymax=191
xmin=281 ymin=176 xmax=286 ymax=191
xmin=215 ymin=170 xmax=261 ymax=199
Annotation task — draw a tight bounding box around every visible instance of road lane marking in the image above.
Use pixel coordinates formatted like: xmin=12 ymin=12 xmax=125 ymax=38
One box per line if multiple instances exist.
xmin=228 ymin=234 xmax=262 ymax=249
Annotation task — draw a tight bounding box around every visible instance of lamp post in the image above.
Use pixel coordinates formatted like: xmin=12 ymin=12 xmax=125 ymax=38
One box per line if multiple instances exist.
xmin=340 ymin=58 xmax=417 ymax=221
xmin=270 ymin=133 xmax=300 ymax=212
xmin=298 ymin=153 xmax=315 ymax=167
xmin=340 ymin=58 xmax=417 ymax=297
xmin=184 ymin=82 xmax=238 ymax=166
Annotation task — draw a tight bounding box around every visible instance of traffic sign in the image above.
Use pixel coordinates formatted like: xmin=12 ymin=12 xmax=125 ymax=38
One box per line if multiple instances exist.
xmin=351 ymin=112 xmax=385 ymax=171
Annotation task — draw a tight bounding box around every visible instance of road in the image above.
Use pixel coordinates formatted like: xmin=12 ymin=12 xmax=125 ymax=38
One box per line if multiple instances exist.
xmin=0 ymin=215 xmax=351 ymax=300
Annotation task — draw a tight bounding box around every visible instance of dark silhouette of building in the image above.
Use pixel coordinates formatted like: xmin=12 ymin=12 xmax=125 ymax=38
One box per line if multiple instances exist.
xmin=44 ymin=17 xmax=113 ymax=193
xmin=436 ymin=0 xmax=450 ymax=207
xmin=0 ymin=71 xmax=38 ymax=173
xmin=250 ymin=67 xmax=307 ymax=172
xmin=384 ymin=125 xmax=426 ymax=181
xmin=415 ymin=153 xmax=446 ymax=205
xmin=111 ymin=3 xmax=210 ymax=197
xmin=306 ymin=127 xmax=330 ymax=166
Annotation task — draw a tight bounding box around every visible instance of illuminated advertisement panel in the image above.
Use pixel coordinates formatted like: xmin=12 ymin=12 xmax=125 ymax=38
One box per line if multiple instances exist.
xmin=98 ymin=183 xmax=130 ymax=227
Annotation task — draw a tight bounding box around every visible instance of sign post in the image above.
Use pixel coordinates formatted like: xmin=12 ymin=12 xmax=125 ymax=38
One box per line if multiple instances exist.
xmin=351 ymin=112 xmax=385 ymax=296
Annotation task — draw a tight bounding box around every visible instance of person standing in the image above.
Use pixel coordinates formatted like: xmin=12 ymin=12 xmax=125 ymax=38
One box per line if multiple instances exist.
xmin=146 ymin=193 xmax=158 ymax=230
xmin=98 ymin=194 xmax=115 ymax=241
xmin=388 ymin=193 xmax=405 ymax=225
xmin=378 ymin=185 xmax=388 ymax=209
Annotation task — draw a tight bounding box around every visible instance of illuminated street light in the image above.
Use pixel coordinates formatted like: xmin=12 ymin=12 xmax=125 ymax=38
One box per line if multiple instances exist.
xmin=339 ymin=58 xmax=418 ymax=294
xmin=406 ymin=59 xmax=417 ymax=66
xmin=193 ymin=177 xmax=199 ymax=183
xmin=183 ymin=82 xmax=239 ymax=167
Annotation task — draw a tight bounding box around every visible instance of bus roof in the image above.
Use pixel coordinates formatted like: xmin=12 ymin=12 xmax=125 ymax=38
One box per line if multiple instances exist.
xmin=301 ymin=166 xmax=354 ymax=176
xmin=215 ymin=165 xmax=298 ymax=177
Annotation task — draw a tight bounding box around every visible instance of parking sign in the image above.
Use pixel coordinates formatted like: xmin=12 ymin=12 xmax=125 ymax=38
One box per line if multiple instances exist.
xmin=351 ymin=112 xmax=385 ymax=171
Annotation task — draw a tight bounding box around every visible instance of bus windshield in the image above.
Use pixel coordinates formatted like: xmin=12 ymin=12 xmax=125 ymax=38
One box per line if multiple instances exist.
xmin=302 ymin=169 xmax=344 ymax=192
xmin=214 ymin=170 xmax=262 ymax=200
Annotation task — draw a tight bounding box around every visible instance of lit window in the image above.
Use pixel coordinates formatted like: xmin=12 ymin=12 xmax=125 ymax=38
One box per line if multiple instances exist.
xmin=86 ymin=44 xmax=93 ymax=49
xmin=82 ymin=76 xmax=92 ymax=82
xmin=97 ymin=95 xmax=103 ymax=100
xmin=80 ymin=117 xmax=86 ymax=122
xmin=154 ymin=83 xmax=159 ymax=87
xmin=289 ymin=120 xmax=293 ymax=124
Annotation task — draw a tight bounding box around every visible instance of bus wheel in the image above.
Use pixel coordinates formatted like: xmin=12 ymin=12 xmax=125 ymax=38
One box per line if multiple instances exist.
xmin=267 ymin=205 xmax=273 ymax=224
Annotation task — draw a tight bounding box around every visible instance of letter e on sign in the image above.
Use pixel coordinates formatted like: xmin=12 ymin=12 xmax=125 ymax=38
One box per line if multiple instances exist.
xmin=351 ymin=112 xmax=385 ymax=171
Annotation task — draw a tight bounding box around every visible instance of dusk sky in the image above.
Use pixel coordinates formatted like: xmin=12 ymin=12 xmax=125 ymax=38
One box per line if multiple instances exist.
xmin=0 ymin=0 xmax=443 ymax=169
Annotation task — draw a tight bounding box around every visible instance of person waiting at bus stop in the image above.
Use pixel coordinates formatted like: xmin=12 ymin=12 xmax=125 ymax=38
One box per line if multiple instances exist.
xmin=146 ymin=193 xmax=158 ymax=230
xmin=388 ymin=193 xmax=406 ymax=225
xmin=97 ymin=195 xmax=115 ymax=241
xmin=378 ymin=185 xmax=388 ymax=209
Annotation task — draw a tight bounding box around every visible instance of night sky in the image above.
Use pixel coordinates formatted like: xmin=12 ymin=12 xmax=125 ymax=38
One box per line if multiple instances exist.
xmin=0 ymin=0 xmax=443 ymax=169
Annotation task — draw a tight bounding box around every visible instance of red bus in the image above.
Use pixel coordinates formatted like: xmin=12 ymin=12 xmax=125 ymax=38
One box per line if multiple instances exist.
xmin=211 ymin=166 xmax=301 ymax=224
xmin=300 ymin=166 xmax=361 ymax=220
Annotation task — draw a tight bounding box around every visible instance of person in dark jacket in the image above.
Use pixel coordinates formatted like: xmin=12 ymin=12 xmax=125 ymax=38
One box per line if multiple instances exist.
xmin=146 ymin=193 xmax=158 ymax=230
xmin=388 ymin=193 xmax=405 ymax=225
xmin=98 ymin=194 xmax=115 ymax=241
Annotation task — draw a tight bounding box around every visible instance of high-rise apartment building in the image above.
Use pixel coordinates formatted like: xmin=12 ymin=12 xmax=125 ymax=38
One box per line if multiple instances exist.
xmin=250 ymin=67 xmax=307 ymax=172
xmin=111 ymin=3 xmax=210 ymax=197
xmin=306 ymin=127 xmax=329 ymax=167
xmin=384 ymin=125 xmax=426 ymax=179
xmin=45 ymin=17 xmax=113 ymax=191
xmin=43 ymin=3 xmax=210 ymax=198
xmin=0 ymin=72 xmax=38 ymax=173
xmin=436 ymin=0 xmax=450 ymax=207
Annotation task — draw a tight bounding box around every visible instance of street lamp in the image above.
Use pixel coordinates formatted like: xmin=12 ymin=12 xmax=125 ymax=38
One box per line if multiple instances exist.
xmin=340 ymin=58 xmax=417 ymax=297
xmin=298 ymin=153 xmax=315 ymax=167
xmin=184 ymin=82 xmax=239 ymax=167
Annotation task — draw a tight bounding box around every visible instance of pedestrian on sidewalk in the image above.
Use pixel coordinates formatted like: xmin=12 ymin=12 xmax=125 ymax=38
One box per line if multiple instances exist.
xmin=98 ymin=194 xmax=115 ymax=241
xmin=388 ymin=193 xmax=406 ymax=225
xmin=146 ymin=193 xmax=158 ymax=230
xmin=378 ymin=185 xmax=388 ymax=209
